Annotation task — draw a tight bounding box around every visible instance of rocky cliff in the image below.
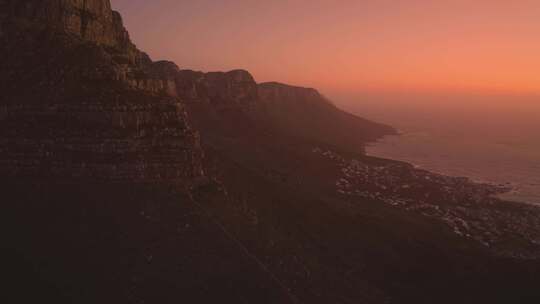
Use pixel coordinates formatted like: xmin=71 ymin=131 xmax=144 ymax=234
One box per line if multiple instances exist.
xmin=1 ymin=0 xmax=143 ymax=63
xmin=0 ymin=0 xmax=393 ymax=182
xmin=176 ymin=69 xmax=259 ymax=110
xmin=0 ymin=0 xmax=203 ymax=182
xmin=175 ymin=71 xmax=394 ymax=152
xmin=257 ymin=82 xmax=395 ymax=151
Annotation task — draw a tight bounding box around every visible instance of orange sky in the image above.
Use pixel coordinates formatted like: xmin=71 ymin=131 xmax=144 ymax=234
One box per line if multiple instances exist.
xmin=112 ymin=0 xmax=540 ymax=96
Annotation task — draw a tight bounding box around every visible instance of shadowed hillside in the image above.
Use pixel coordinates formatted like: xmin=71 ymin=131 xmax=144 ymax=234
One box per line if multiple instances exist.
xmin=258 ymin=81 xmax=395 ymax=151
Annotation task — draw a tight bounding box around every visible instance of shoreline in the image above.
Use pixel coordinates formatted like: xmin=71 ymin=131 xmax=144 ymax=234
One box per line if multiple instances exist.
xmin=366 ymin=133 xmax=539 ymax=206
xmin=325 ymin=131 xmax=540 ymax=259
xmin=314 ymin=146 xmax=540 ymax=259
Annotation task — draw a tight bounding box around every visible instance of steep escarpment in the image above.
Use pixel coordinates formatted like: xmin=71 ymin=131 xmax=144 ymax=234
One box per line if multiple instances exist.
xmin=0 ymin=0 xmax=202 ymax=182
xmin=175 ymin=70 xmax=395 ymax=153
xmin=0 ymin=0 xmax=144 ymax=64
xmin=176 ymin=69 xmax=259 ymax=110
xmin=0 ymin=0 xmax=394 ymax=182
xmin=258 ymin=82 xmax=395 ymax=151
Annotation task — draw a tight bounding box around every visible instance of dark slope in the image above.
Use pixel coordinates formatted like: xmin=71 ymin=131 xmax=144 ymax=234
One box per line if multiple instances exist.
xmin=2 ymin=182 xmax=295 ymax=304
xmin=186 ymin=102 xmax=540 ymax=304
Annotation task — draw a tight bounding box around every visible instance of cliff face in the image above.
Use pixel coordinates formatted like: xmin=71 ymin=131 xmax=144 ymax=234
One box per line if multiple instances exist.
xmin=0 ymin=0 xmax=142 ymax=63
xmin=258 ymin=82 xmax=324 ymax=104
xmin=175 ymin=71 xmax=394 ymax=152
xmin=0 ymin=0 xmax=394 ymax=183
xmin=176 ymin=69 xmax=259 ymax=110
xmin=256 ymin=82 xmax=396 ymax=151
xmin=0 ymin=0 xmax=185 ymax=94
xmin=0 ymin=0 xmax=203 ymax=182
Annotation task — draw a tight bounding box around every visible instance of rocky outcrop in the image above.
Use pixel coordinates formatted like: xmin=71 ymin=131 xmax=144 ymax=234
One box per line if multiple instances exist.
xmin=175 ymin=69 xmax=259 ymax=110
xmin=258 ymin=82 xmax=327 ymax=105
xmin=0 ymin=101 xmax=203 ymax=182
xmin=0 ymin=0 xmax=144 ymax=64
xmin=125 ymin=61 xmax=180 ymax=97
xmin=0 ymin=0 xmax=186 ymax=97
xmin=204 ymin=70 xmax=259 ymax=109
xmin=0 ymin=0 xmax=203 ymax=182
xmin=176 ymin=70 xmax=208 ymax=102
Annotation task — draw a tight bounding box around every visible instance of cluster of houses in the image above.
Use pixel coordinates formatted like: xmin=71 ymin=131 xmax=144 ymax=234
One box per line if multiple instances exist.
xmin=313 ymin=147 xmax=540 ymax=259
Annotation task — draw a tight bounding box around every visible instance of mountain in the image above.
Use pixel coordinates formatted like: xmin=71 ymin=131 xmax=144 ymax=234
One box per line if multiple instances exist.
xmin=175 ymin=69 xmax=395 ymax=152
xmin=258 ymin=81 xmax=395 ymax=150
xmin=1 ymin=1 xmax=539 ymax=303
xmin=0 ymin=0 xmax=203 ymax=182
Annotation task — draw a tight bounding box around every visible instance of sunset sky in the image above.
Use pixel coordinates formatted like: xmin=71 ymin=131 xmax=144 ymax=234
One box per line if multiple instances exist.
xmin=112 ymin=0 xmax=540 ymax=97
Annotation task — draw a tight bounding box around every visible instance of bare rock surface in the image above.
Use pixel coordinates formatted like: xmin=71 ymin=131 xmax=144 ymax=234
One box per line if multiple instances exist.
xmin=0 ymin=0 xmax=202 ymax=182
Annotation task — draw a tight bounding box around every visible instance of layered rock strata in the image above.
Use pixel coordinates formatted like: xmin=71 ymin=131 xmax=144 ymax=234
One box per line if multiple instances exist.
xmin=0 ymin=0 xmax=393 ymax=181
xmin=0 ymin=0 xmax=203 ymax=182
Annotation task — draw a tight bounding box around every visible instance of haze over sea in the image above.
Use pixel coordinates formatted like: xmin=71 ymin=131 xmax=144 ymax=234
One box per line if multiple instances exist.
xmin=339 ymin=91 xmax=540 ymax=205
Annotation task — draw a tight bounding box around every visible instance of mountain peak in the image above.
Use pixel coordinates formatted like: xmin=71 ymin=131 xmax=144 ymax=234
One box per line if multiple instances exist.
xmin=1 ymin=0 xmax=143 ymax=64
xmin=258 ymin=82 xmax=324 ymax=104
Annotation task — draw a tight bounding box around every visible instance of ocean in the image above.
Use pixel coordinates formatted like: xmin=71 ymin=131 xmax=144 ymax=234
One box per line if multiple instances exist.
xmin=341 ymin=92 xmax=540 ymax=205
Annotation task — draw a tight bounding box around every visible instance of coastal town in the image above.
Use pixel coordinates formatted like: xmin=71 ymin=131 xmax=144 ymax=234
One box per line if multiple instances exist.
xmin=313 ymin=147 xmax=540 ymax=259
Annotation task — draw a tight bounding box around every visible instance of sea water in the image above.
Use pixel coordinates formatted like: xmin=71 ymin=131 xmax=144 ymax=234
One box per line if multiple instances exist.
xmin=344 ymin=92 xmax=540 ymax=205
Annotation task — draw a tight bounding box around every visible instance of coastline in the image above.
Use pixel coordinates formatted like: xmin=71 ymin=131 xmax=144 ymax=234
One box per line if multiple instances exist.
xmin=366 ymin=132 xmax=540 ymax=206
xmin=313 ymin=137 xmax=540 ymax=258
